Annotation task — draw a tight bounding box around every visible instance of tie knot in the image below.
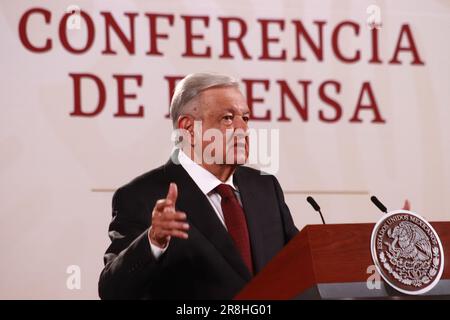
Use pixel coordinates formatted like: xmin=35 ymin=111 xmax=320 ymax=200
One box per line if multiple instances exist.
xmin=215 ymin=184 xmax=235 ymax=200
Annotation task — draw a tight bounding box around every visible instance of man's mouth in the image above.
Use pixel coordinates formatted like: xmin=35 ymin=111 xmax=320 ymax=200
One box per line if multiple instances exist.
xmin=233 ymin=143 xmax=247 ymax=148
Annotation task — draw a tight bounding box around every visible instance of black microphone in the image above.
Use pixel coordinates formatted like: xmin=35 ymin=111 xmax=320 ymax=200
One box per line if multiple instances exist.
xmin=306 ymin=196 xmax=326 ymax=224
xmin=371 ymin=196 xmax=387 ymax=213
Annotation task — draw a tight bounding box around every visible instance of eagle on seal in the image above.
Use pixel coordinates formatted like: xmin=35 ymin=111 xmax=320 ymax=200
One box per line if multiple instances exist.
xmin=387 ymin=221 xmax=432 ymax=262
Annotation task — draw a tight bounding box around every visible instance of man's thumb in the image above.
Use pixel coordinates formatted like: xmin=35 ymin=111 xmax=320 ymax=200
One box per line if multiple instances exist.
xmin=166 ymin=182 xmax=178 ymax=204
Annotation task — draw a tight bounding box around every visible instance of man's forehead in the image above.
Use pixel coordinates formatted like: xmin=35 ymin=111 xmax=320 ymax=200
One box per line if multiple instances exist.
xmin=199 ymin=86 xmax=249 ymax=112
xmin=201 ymin=85 xmax=243 ymax=98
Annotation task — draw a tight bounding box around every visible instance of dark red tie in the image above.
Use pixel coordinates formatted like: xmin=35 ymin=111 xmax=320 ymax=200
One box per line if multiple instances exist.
xmin=215 ymin=184 xmax=253 ymax=274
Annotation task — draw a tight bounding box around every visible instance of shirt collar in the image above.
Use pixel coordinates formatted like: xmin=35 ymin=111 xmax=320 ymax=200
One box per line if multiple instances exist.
xmin=178 ymin=149 xmax=236 ymax=195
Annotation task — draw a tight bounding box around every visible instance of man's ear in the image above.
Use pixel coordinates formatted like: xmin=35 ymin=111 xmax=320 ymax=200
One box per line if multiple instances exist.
xmin=177 ymin=116 xmax=195 ymax=148
xmin=178 ymin=115 xmax=194 ymax=136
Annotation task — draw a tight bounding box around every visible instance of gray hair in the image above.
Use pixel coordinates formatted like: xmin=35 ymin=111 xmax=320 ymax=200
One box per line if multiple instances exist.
xmin=169 ymin=73 xmax=239 ymax=128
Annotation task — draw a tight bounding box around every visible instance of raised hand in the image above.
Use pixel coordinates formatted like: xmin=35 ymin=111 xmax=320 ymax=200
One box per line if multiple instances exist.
xmin=148 ymin=183 xmax=189 ymax=248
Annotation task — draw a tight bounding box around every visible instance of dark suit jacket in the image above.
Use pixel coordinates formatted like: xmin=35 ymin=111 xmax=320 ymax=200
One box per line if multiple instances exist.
xmin=98 ymin=155 xmax=299 ymax=300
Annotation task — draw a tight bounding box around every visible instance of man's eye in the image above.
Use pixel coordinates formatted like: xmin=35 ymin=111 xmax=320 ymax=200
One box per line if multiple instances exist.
xmin=242 ymin=116 xmax=250 ymax=123
xmin=223 ymin=115 xmax=234 ymax=121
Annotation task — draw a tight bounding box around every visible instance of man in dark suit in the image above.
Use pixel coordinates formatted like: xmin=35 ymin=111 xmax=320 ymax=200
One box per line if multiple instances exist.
xmin=98 ymin=73 xmax=299 ymax=299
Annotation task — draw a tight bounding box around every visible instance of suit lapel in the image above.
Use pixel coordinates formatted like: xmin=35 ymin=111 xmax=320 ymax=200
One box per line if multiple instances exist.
xmin=234 ymin=167 xmax=266 ymax=273
xmin=164 ymin=157 xmax=252 ymax=281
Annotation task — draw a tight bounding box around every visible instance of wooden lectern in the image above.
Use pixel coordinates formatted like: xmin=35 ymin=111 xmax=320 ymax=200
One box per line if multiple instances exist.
xmin=235 ymin=222 xmax=450 ymax=299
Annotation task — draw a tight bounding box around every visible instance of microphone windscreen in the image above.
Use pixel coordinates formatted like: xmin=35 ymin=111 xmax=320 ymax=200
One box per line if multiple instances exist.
xmin=307 ymin=196 xmax=321 ymax=211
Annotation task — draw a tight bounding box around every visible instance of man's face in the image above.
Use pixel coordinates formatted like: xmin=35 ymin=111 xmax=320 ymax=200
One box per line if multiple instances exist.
xmin=196 ymin=86 xmax=250 ymax=165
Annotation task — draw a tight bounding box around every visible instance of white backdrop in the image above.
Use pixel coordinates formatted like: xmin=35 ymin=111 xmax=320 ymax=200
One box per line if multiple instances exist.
xmin=1 ymin=0 xmax=449 ymax=299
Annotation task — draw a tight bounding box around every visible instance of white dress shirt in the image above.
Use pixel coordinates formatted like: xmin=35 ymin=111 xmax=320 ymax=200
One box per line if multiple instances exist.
xmin=149 ymin=150 xmax=242 ymax=258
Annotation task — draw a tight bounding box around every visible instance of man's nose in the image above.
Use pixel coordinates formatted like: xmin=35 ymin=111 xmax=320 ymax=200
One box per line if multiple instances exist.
xmin=232 ymin=120 xmax=249 ymax=142
xmin=234 ymin=116 xmax=248 ymax=131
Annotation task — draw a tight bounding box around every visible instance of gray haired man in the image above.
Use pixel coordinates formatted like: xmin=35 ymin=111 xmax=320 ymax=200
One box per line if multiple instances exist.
xmin=99 ymin=73 xmax=298 ymax=299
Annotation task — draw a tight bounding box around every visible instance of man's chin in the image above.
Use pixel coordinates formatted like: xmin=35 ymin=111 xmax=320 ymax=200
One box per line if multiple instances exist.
xmin=235 ymin=155 xmax=248 ymax=165
xmin=227 ymin=150 xmax=248 ymax=165
xmin=200 ymin=149 xmax=248 ymax=165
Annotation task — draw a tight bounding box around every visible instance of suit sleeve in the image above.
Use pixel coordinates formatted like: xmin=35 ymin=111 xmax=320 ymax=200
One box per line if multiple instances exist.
xmin=271 ymin=176 xmax=299 ymax=242
xmin=98 ymin=186 xmax=162 ymax=299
